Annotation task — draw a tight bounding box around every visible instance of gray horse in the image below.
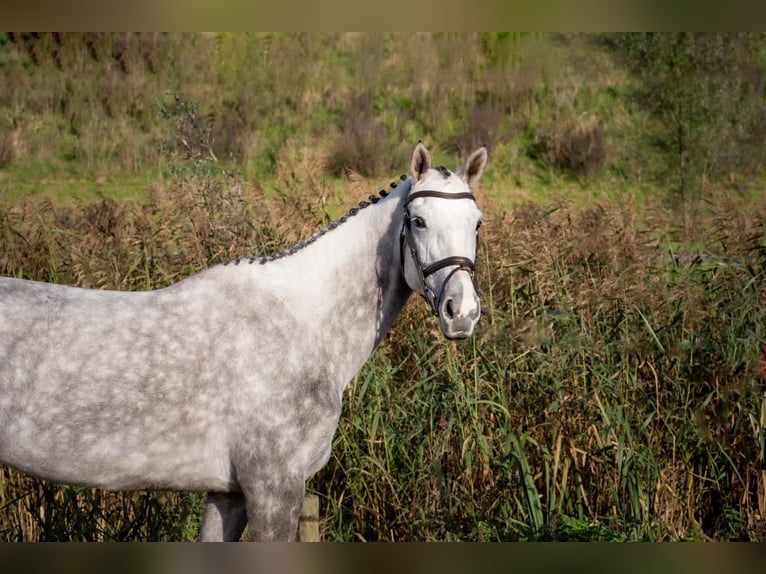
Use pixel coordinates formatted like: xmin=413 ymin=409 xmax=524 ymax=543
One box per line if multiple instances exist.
xmin=0 ymin=141 xmax=487 ymax=541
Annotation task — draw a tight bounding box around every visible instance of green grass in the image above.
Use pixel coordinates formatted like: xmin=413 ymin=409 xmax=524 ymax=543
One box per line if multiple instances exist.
xmin=1 ymin=160 xmax=156 ymax=205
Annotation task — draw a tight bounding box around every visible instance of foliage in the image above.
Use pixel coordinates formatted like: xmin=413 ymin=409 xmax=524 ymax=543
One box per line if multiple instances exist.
xmin=2 ymin=32 xmax=766 ymax=542
xmin=2 ymin=158 xmax=766 ymax=541
xmin=527 ymin=113 xmax=606 ymax=179
xmin=599 ymin=33 xmax=766 ymax=208
xmin=3 ymin=32 xmax=766 ymax=198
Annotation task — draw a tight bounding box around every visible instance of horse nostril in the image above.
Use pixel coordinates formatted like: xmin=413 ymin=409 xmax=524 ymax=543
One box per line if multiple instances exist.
xmin=444 ymin=298 xmax=455 ymax=319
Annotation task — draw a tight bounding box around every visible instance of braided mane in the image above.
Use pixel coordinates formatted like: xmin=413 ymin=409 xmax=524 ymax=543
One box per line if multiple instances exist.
xmin=223 ymin=174 xmax=408 ymax=267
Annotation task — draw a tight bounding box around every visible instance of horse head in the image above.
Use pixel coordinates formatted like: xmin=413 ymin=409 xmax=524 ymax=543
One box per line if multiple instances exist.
xmin=401 ymin=141 xmax=487 ymax=340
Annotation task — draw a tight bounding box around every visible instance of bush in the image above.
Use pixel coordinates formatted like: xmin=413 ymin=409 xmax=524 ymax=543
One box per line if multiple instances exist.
xmin=326 ymin=92 xmax=400 ymax=178
xmin=528 ymin=114 xmax=606 ymax=178
xmin=449 ymin=101 xmax=507 ymax=158
xmin=0 ymin=131 xmax=14 ymax=168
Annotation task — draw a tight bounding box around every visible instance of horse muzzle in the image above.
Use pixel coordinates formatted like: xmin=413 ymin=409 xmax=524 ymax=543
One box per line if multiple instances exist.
xmin=437 ymin=270 xmax=481 ymax=340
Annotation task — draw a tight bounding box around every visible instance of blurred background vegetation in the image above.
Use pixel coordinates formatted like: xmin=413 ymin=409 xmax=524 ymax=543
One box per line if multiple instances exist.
xmin=1 ymin=32 xmax=766 ymax=541
xmin=2 ymin=33 xmax=766 ymax=206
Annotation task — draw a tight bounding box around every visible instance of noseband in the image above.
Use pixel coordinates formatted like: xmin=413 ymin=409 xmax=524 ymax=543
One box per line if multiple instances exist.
xmin=400 ymin=190 xmax=478 ymax=316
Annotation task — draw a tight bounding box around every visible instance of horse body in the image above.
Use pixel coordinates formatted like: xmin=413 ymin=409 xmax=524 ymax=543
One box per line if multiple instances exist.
xmin=0 ymin=142 xmax=487 ymax=541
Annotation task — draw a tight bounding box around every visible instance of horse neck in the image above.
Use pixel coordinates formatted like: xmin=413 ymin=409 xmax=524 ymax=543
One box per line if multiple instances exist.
xmin=268 ymin=180 xmax=413 ymax=380
xmin=317 ymin=180 xmax=412 ymax=337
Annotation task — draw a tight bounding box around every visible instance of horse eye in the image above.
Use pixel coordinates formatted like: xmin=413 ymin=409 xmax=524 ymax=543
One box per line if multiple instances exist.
xmin=476 ymin=220 xmax=483 ymax=231
xmin=412 ymin=217 xmax=427 ymax=229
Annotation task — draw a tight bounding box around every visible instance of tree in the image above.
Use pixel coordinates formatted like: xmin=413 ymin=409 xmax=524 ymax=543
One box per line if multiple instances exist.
xmin=601 ymin=33 xmax=766 ymax=208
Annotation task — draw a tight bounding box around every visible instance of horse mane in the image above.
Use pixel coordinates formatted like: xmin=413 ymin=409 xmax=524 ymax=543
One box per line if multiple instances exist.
xmin=222 ymin=174 xmax=409 ymax=267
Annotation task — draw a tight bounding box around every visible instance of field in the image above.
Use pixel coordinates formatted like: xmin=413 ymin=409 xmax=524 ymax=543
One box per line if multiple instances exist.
xmin=1 ymin=32 xmax=766 ymax=541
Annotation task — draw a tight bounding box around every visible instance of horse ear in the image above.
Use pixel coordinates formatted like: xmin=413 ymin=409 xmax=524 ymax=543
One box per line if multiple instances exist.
xmin=410 ymin=141 xmax=431 ymax=182
xmin=457 ymin=146 xmax=488 ymax=188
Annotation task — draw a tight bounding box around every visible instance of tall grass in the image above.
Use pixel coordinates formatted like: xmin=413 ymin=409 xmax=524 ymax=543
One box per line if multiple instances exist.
xmin=1 ymin=157 xmax=765 ymax=541
xmin=311 ymin=191 xmax=766 ymax=541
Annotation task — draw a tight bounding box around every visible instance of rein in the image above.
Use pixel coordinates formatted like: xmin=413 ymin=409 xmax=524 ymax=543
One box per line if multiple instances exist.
xmin=400 ymin=190 xmax=478 ymax=316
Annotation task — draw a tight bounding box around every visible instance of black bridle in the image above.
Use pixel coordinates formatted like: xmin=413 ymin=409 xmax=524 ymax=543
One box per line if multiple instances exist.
xmin=399 ymin=190 xmax=479 ymax=316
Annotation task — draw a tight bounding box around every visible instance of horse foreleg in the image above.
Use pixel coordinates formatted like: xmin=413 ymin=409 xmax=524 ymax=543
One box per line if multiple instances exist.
xmin=241 ymin=474 xmax=305 ymax=541
xmin=199 ymin=492 xmax=248 ymax=541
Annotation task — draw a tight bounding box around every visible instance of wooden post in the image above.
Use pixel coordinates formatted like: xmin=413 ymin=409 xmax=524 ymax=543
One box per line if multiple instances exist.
xmin=297 ymin=494 xmax=320 ymax=542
